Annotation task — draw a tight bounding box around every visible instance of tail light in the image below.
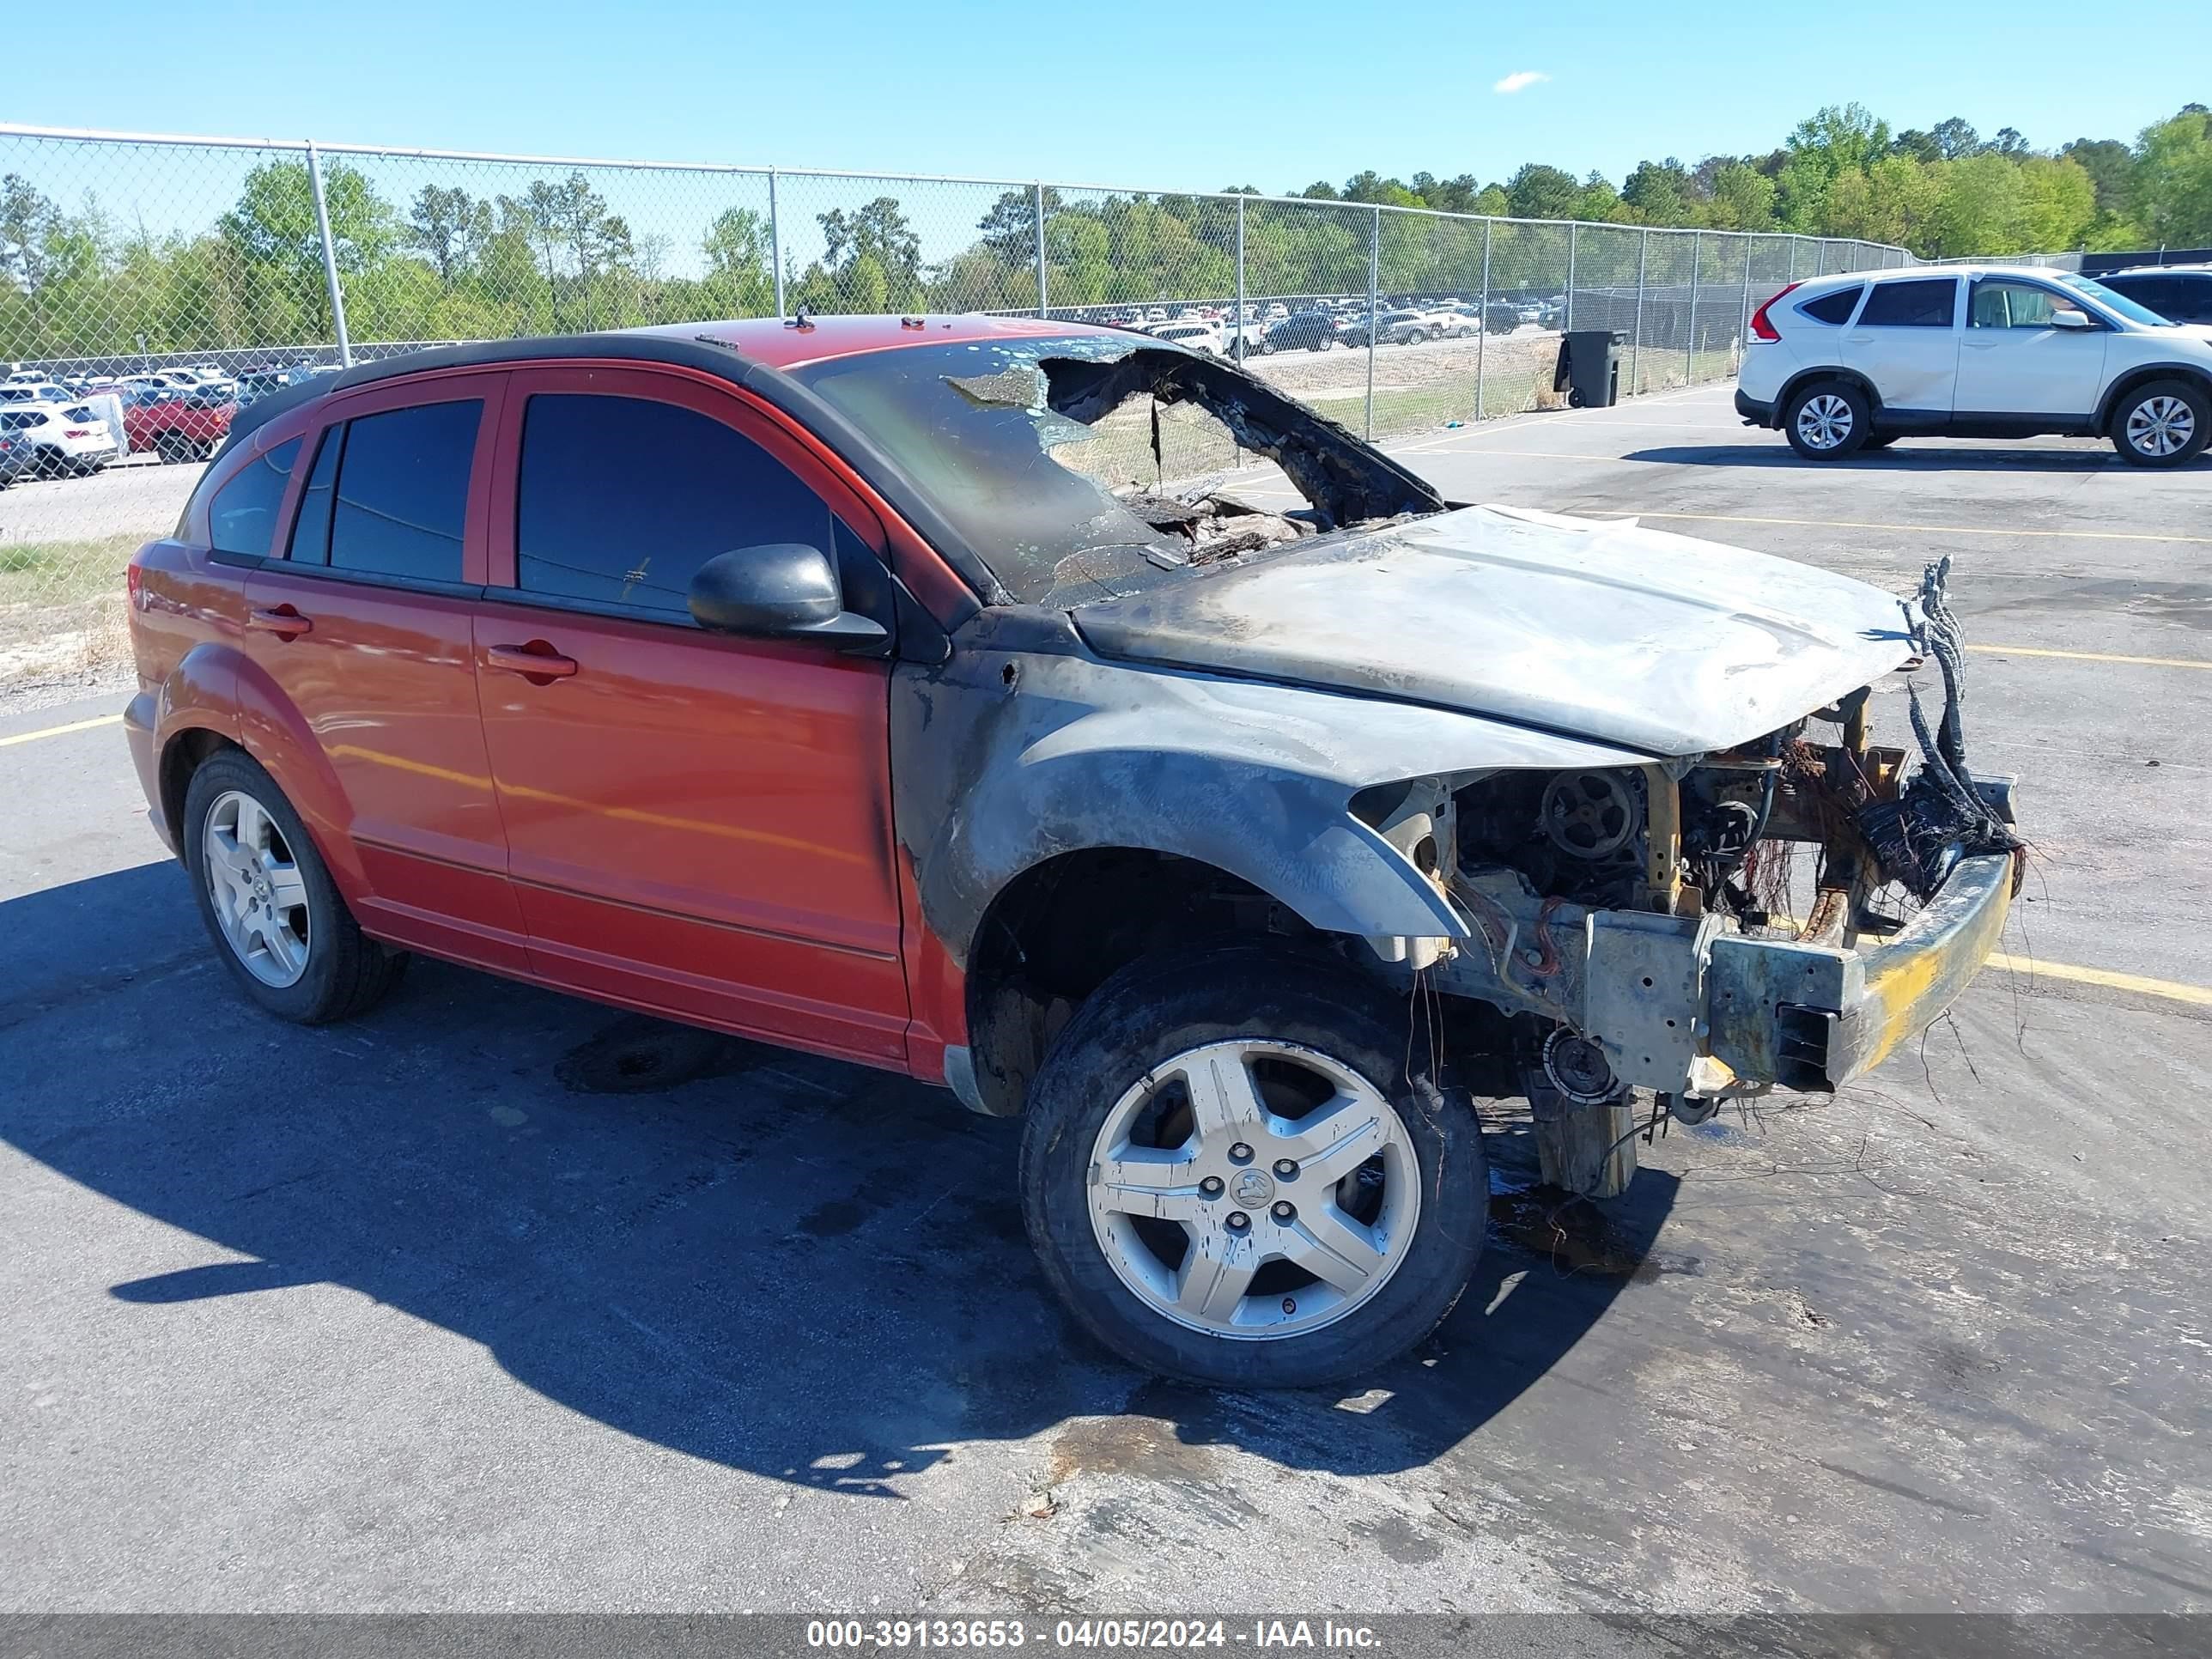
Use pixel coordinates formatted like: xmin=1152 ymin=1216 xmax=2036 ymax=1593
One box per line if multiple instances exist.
xmin=126 ymin=558 xmax=144 ymax=610
xmin=1748 ymin=283 xmax=1800 ymax=343
xmin=64 ymin=428 xmax=92 ymax=439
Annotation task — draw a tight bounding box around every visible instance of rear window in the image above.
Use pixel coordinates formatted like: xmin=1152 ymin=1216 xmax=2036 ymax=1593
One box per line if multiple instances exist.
xmin=1796 ymin=286 xmax=1863 ymax=325
xmin=0 ymin=411 xmax=41 ymax=429
xmin=1858 ymin=278 xmax=1957 ymax=328
xmin=208 ymin=438 xmax=302 ymax=558
xmin=323 ymin=401 xmax=480 ymax=582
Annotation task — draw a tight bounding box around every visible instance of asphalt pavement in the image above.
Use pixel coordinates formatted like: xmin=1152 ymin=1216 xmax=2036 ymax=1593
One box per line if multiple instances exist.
xmin=3 ymin=388 xmax=2208 ymax=1616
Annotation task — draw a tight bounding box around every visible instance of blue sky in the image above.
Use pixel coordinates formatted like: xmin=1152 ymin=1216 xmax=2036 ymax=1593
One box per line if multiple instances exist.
xmin=17 ymin=0 xmax=2209 ymax=188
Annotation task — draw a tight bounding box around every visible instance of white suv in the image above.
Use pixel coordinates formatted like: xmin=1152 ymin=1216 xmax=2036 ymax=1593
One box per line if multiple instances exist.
xmin=1735 ymin=264 xmax=2212 ymax=467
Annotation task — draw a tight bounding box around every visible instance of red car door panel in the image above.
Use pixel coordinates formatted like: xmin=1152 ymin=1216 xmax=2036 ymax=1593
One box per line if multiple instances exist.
xmin=238 ymin=371 xmax=529 ymax=969
xmin=476 ymin=366 xmax=908 ymax=1061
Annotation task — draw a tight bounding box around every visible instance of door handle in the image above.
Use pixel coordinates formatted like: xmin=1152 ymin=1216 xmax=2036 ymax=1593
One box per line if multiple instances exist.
xmin=246 ymin=606 xmax=312 ymax=639
xmin=483 ymin=642 xmax=579 ymax=679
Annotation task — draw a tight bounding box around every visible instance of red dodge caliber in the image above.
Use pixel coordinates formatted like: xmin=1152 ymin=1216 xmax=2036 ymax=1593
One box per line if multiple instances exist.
xmin=124 ymin=314 xmax=2020 ymax=1387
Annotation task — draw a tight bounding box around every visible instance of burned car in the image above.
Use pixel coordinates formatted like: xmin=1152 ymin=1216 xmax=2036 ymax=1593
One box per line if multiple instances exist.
xmin=125 ymin=315 xmax=2019 ymax=1389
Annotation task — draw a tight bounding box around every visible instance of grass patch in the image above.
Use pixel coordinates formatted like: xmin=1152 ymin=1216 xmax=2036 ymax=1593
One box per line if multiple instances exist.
xmin=0 ymin=533 xmax=143 ymax=687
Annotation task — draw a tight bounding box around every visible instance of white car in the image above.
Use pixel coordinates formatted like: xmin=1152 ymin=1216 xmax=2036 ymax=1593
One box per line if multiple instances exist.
xmin=1149 ymin=320 xmax=1225 ymax=356
xmin=1737 ymin=264 xmax=2212 ymax=467
xmin=0 ymin=403 xmax=121 ymax=476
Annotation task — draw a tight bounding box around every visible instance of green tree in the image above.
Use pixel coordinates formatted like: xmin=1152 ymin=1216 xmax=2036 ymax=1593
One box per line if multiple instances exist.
xmin=699 ymin=206 xmax=776 ymax=316
xmin=817 ymin=197 xmax=922 ymax=307
xmin=1705 ymin=162 xmax=1778 ymax=231
xmin=406 ymin=185 xmax=494 ymax=283
xmin=2132 ymin=109 xmax=2212 ymax=246
xmin=1504 ymin=164 xmax=1580 ymax=220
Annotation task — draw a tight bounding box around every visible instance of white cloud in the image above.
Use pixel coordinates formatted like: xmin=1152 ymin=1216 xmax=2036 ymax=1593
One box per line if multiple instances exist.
xmin=1492 ymin=70 xmax=1549 ymax=94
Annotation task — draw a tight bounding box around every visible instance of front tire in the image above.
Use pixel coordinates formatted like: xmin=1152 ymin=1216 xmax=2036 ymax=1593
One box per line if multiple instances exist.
xmin=1019 ymin=943 xmax=1486 ymax=1388
xmin=183 ymin=749 xmax=410 ymax=1024
xmin=1784 ymin=380 xmax=1870 ymax=459
xmin=2110 ymin=379 xmax=2208 ymax=468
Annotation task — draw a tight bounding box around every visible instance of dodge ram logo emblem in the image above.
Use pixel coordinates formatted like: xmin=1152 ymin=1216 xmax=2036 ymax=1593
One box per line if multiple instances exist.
xmin=1231 ymin=1169 xmax=1275 ymax=1207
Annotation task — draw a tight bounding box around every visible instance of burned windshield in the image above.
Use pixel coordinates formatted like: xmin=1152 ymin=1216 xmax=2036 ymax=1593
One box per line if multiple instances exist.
xmin=788 ymin=335 xmax=1443 ymax=606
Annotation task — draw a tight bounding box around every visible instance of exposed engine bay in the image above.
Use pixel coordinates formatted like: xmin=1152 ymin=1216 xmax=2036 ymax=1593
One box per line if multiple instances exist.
xmin=1358 ymin=559 xmax=2021 ymax=1110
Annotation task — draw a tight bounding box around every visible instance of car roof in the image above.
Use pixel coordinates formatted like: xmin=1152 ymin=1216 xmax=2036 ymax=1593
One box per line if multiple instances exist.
xmin=2103 ymin=263 xmax=2212 ymax=276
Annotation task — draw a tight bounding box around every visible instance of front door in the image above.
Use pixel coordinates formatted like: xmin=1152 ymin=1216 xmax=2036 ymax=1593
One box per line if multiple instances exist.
xmin=473 ymin=366 xmax=908 ymax=1063
xmin=237 ymin=373 xmax=528 ymax=970
xmin=1840 ymin=274 xmax=1963 ymax=419
xmin=1954 ymin=277 xmax=2111 ymax=420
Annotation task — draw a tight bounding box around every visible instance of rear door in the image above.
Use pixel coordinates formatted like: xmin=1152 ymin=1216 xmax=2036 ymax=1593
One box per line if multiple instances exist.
xmin=1954 ymin=277 xmax=2110 ymax=420
xmin=238 ymin=372 xmax=528 ymax=970
xmin=1840 ymin=275 xmax=1963 ymax=418
xmin=472 ymin=365 xmax=908 ymax=1063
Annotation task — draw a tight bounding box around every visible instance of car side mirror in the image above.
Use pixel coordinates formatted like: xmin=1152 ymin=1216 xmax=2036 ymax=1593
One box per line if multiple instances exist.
xmin=2048 ymin=309 xmax=2094 ymax=331
xmin=687 ymin=544 xmax=888 ymax=647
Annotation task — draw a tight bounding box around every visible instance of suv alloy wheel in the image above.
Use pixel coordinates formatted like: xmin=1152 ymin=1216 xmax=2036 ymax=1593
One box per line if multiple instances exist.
xmin=1784 ymin=380 xmax=1871 ymax=460
xmin=2110 ymin=378 xmax=2209 ymax=468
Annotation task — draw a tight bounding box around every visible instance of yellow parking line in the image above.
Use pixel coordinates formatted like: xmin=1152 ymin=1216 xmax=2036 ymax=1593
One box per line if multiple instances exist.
xmin=0 ymin=713 xmax=121 ymax=747
xmin=1987 ymin=953 xmax=2212 ymax=1009
xmin=1966 ymin=643 xmax=2212 ymax=671
xmin=1613 ymin=510 xmax=2212 ymax=547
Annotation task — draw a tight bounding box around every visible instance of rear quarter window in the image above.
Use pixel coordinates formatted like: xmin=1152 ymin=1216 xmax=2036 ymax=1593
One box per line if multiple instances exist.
xmin=208 ymin=438 xmax=302 ymax=557
xmin=1796 ymin=286 xmax=1863 ymax=325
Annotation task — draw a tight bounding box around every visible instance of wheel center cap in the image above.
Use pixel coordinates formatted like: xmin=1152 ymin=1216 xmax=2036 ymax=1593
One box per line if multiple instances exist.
xmin=1231 ymin=1168 xmax=1275 ymax=1207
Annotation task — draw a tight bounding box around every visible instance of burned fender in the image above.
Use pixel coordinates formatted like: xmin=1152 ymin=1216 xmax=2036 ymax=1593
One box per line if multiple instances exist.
xmin=892 ymin=610 xmax=1653 ymax=969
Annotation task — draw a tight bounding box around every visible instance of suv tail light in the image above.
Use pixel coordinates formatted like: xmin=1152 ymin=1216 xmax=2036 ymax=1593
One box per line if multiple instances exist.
xmin=64 ymin=428 xmax=92 ymax=439
xmin=126 ymin=559 xmax=144 ymax=610
xmin=1748 ymin=283 xmax=1801 ymax=343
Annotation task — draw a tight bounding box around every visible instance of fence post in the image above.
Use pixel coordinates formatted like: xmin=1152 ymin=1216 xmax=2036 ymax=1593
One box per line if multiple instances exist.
xmin=1475 ymin=219 xmax=1492 ymax=421
xmin=304 ymin=142 xmax=352 ymax=368
xmin=769 ymin=167 xmax=785 ymax=319
xmin=1631 ymin=228 xmax=1647 ymax=396
xmin=1738 ymin=236 xmax=1754 ymax=369
xmin=1033 ymin=183 xmax=1049 ymax=319
xmin=1685 ymin=230 xmax=1701 ymax=383
xmin=1364 ymin=203 xmax=1380 ymax=441
xmin=1234 ymin=195 xmax=1247 ymax=366
xmin=1565 ymin=222 xmax=1577 ymax=331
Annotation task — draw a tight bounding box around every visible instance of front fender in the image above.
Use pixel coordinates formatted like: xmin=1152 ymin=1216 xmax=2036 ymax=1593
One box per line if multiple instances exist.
xmin=892 ymin=621 xmax=1651 ymax=968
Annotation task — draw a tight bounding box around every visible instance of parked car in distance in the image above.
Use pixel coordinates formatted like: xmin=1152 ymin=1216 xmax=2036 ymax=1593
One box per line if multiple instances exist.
xmin=1148 ymin=320 xmax=1224 ymax=356
xmin=0 ymin=383 xmax=75 ymax=406
xmin=235 ymin=364 xmax=331 ymax=406
xmin=1737 ymin=264 xmax=2212 ymax=465
xmin=0 ymin=424 xmax=38 ymax=487
xmin=1263 ymin=302 xmax=1289 ymax=320
xmin=124 ymin=314 xmax=2024 ymax=1389
xmin=1262 ymin=310 xmax=1339 ymax=352
xmin=2095 ymin=264 xmax=2212 ymax=328
xmin=123 ymin=386 xmax=237 ymax=462
xmin=1 ymin=403 xmax=120 ymax=475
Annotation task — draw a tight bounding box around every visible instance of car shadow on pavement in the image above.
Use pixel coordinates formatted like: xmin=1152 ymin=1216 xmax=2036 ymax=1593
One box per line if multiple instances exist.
xmin=1623 ymin=443 xmax=2121 ymax=471
xmin=2 ymin=864 xmax=1678 ymax=1498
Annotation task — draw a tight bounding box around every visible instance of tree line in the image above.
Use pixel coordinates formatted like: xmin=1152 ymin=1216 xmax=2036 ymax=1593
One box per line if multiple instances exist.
xmin=2 ymin=101 xmax=2206 ymax=362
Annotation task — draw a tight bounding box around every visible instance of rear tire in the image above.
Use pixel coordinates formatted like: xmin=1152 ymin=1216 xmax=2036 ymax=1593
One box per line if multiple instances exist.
xmin=155 ymin=432 xmax=195 ymax=465
xmin=1019 ymin=942 xmax=1486 ymax=1389
xmin=183 ymin=749 xmax=410 ymax=1024
xmin=2109 ymin=379 xmax=2209 ymax=468
xmin=1783 ymin=380 xmax=1870 ymax=460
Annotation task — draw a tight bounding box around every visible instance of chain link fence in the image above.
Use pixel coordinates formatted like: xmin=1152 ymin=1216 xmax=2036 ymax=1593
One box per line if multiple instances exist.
xmin=0 ymin=125 xmax=1909 ymax=695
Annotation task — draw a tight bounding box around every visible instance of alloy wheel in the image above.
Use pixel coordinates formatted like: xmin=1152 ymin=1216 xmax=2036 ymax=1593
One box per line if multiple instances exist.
xmin=1085 ymin=1039 xmax=1419 ymax=1340
xmin=2126 ymin=395 xmax=2196 ymax=458
xmin=202 ymin=789 xmax=313 ymax=987
xmin=1795 ymin=392 xmax=1854 ymax=450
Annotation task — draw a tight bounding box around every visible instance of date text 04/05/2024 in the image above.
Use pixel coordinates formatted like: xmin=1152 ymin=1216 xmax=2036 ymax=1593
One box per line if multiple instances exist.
xmin=804 ymin=1619 xmax=1383 ymax=1650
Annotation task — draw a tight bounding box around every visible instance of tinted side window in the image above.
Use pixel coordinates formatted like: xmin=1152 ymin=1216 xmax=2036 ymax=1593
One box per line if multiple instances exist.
xmin=326 ymin=400 xmax=481 ymax=582
xmin=287 ymin=423 xmax=343 ymax=565
xmin=1797 ymin=286 xmax=1863 ymax=325
xmin=1857 ymin=278 xmax=1957 ymax=328
xmin=2171 ymin=277 xmax=2212 ymax=324
xmin=513 ymin=393 xmax=835 ymax=616
xmin=208 ymin=438 xmax=302 ymax=557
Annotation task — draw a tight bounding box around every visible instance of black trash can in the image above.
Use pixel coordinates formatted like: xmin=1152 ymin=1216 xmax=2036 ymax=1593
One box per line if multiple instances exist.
xmin=1554 ymin=329 xmax=1625 ymax=408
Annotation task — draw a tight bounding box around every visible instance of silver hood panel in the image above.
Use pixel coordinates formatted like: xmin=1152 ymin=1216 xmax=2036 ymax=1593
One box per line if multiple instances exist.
xmin=1070 ymin=503 xmax=1918 ymax=755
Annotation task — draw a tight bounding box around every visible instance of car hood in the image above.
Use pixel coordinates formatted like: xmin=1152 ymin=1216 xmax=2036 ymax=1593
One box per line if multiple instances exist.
xmin=1068 ymin=504 xmax=1918 ymax=756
